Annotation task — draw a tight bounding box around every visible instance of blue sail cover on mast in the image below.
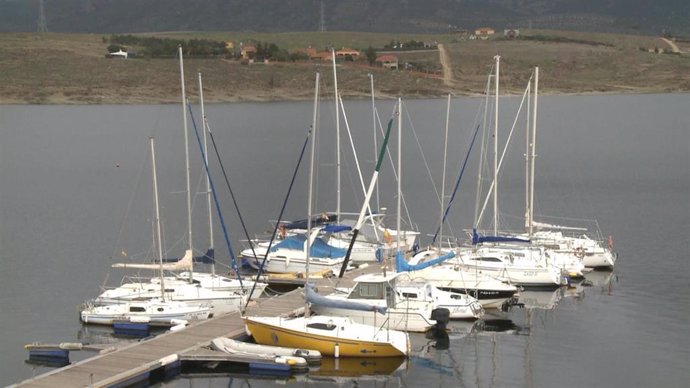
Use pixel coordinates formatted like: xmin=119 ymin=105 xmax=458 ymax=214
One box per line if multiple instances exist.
xmin=305 ymin=284 xmax=387 ymax=315
xmin=395 ymin=250 xmax=455 ymax=272
xmin=471 ymin=228 xmax=530 ymax=245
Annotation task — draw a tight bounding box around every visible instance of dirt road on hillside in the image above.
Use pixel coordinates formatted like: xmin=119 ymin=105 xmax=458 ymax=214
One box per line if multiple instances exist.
xmin=437 ymin=43 xmax=454 ymax=86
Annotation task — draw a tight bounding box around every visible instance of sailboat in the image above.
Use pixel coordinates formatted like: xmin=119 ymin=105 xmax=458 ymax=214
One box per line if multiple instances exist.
xmin=244 ymin=73 xmax=410 ymax=358
xmin=399 ymin=248 xmax=519 ymax=309
xmin=462 ymin=60 xmax=572 ymax=288
xmin=81 ymin=137 xmax=213 ymax=325
xmin=310 ymin=99 xmax=458 ymax=332
xmin=91 ymin=52 xmax=248 ymax=315
xmin=239 ymin=225 xmax=347 ymax=274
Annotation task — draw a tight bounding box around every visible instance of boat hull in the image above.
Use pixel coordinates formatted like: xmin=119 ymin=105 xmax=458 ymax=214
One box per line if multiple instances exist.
xmin=244 ymin=316 xmax=409 ymax=358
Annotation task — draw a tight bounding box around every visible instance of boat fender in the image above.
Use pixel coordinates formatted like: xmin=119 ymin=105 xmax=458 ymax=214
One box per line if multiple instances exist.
xmin=170 ymin=324 xmax=186 ymax=332
xmin=334 ymin=343 xmax=340 ymax=358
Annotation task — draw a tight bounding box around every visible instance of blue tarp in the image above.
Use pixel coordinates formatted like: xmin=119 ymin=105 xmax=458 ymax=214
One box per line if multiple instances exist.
xmin=471 ymin=229 xmax=530 ymax=245
xmin=322 ymin=225 xmax=352 ymax=234
xmin=305 ymin=284 xmax=387 ymax=314
xmin=270 ymin=235 xmax=347 ymax=258
xmin=395 ymin=250 xmax=455 ymax=272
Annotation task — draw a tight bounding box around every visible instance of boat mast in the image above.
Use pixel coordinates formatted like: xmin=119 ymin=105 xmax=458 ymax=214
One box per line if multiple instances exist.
xmin=439 ymin=93 xmax=451 ymax=249
xmin=474 ymin=71 xmax=492 ymax=229
xmin=305 ymin=72 xmax=320 ymax=317
xmin=493 ymin=55 xmax=500 ymax=235
xmin=150 ymin=137 xmax=165 ymax=301
xmin=524 ymin=78 xmax=531 ymax=235
xmin=178 ymin=45 xmax=194 ymax=282
xmin=369 ymin=73 xmax=380 ymax=211
xmin=198 ymin=72 xmax=215 ymax=276
xmin=528 ymin=67 xmax=539 ymax=238
xmin=331 ymin=49 xmax=341 ymax=222
xmin=396 ymin=98 xmax=402 ymax=253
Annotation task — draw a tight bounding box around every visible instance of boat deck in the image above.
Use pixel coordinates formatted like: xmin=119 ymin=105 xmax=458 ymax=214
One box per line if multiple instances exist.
xmin=13 ymin=264 xmax=382 ymax=387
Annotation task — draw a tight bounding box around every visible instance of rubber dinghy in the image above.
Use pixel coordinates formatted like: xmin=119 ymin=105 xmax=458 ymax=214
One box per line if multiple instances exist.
xmin=210 ymin=336 xmax=321 ymax=365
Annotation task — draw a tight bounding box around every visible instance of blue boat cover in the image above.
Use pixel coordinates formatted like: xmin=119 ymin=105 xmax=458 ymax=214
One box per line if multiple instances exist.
xmin=396 ymin=250 xmax=455 ymax=272
xmin=271 ymin=235 xmax=347 ymax=258
xmin=322 ymin=225 xmax=352 ymax=234
xmin=471 ymin=229 xmax=530 ymax=245
xmin=305 ymin=284 xmax=387 ymax=314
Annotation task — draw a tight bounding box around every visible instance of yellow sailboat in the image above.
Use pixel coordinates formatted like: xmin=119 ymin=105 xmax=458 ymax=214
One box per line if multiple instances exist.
xmin=244 ymin=315 xmax=409 ymax=358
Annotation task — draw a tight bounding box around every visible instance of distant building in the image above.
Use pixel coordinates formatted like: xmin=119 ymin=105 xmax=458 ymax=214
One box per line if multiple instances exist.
xmin=336 ymin=47 xmax=360 ymax=58
xmin=304 ymin=47 xmax=332 ymax=61
xmin=107 ymin=49 xmax=128 ymax=59
xmin=240 ymin=45 xmax=257 ymax=60
xmin=376 ymin=54 xmax=398 ymax=70
xmin=475 ymin=27 xmax=495 ymax=40
xmin=504 ymin=29 xmax=520 ymax=39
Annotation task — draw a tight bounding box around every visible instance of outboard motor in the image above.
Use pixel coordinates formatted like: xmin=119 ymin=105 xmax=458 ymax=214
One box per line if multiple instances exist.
xmin=428 ymin=308 xmax=451 ymax=350
xmin=430 ymin=307 xmax=450 ymax=331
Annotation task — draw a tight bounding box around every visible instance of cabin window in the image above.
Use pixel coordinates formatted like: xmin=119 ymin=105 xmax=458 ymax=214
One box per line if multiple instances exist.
xmin=165 ymin=289 xmax=175 ymax=292
xmin=474 ymin=257 xmax=502 ymax=262
xmin=129 ymin=307 xmax=146 ymax=312
xmin=157 ymin=307 xmax=164 ymax=312
xmin=402 ymin=292 xmax=418 ymax=299
xmin=307 ymin=322 xmax=336 ymax=330
xmin=350 ymin=283 xmax=383 ymax=299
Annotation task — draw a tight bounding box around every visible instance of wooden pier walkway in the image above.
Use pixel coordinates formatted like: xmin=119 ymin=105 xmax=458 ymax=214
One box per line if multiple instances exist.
xmin=13 ymin=264 xmax=380 ymax=387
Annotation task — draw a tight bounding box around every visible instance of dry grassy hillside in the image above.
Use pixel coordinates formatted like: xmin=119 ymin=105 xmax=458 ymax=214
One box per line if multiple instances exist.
xmin=0 ymin=30 xmax=688 ymax=104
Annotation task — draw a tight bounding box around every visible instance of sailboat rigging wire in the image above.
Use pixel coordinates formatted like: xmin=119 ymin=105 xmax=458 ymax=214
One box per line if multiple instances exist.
xmin=248 ymin=127 xmax=312 ymax=306
xmin=102 ymin=141 xmax=151 ymax=292
xmin=475 ymin=78 xmax=533 ymax=229
xmin=430 ymin=123 xmax=482 ymax=245
xmin=186 ymin=104 xmax=243 ymax=291
xmin=188 ymin=106 xmax=254 ymax=269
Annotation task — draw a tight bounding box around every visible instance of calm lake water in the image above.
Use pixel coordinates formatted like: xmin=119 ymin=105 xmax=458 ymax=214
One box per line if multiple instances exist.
xmin=1 ymin=94 xmax=689 ymax=387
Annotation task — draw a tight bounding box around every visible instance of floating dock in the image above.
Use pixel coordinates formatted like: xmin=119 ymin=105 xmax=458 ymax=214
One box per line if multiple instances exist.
xmin=12 ymin=265 xmax=379 ymax=387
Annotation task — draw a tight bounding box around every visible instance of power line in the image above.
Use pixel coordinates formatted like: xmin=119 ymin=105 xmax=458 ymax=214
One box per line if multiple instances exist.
xmin=37 ymin=0 xmax=48 ymax=33
xmin=319 ymin=0 xmax=326 ymax=32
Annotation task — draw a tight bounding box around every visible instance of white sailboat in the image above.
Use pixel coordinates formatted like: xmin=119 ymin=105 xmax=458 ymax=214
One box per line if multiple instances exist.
xmin=466 ymin=62 xmax=571 ymax=288
xmin=401 ymin=248 xmax=519 ymax=309
xmin=239 ymin=226 xmax=346 ymax=274
xmin=92 ymin=52 xmax=248 ymax=315
xmin=309 ymin=272 xmax=455 ymax=332
xmin=81 ymin=137 xmax=213 ymax=325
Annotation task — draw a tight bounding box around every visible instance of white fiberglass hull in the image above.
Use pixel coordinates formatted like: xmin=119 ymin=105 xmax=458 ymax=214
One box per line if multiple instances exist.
xmin=80 ymin=299 xmax=211 ymax=325
xmin=95 ymin=280 xmax=245 ymax=315
xmin=396 ymin=283 xmax=484 ymax=319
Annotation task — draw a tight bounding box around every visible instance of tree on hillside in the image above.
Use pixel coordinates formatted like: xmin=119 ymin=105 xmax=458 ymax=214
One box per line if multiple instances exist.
xmin=365 ymin=46 xmax=377 ymax=65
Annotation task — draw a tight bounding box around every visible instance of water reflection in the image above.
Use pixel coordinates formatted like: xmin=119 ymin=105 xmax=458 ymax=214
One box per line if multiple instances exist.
xmin=582 ymin=270 xmax=616 ymax=292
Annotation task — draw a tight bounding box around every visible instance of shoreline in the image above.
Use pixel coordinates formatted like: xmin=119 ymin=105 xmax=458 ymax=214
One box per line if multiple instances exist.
xmin=0 ymin=88 xmax=683 ymax=106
